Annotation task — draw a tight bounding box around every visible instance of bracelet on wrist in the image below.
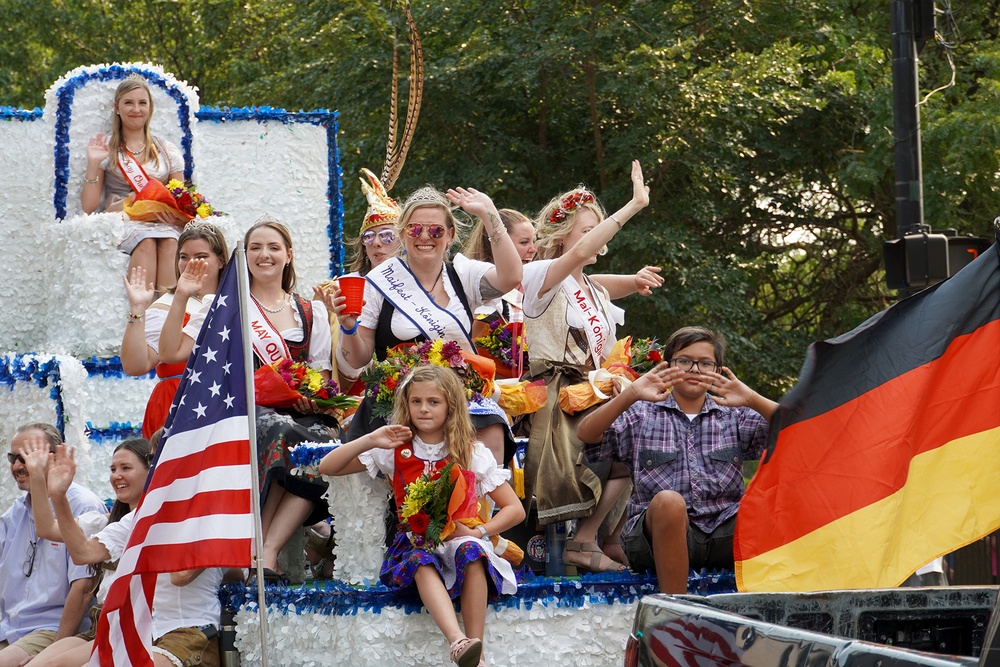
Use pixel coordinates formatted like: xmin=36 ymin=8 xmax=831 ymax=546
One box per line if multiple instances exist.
xmin=83 ymin=176 xmax=100 ymax=184
xmin=127 ymin=313 xmax=144 ymax=324
xmin=340 ymin=320 xmax=360 ymax=336
xmin=478 ymin=524 xmax=489 ymax=540
xmin=487 ymin=229 xmax=507 ymax=244
xmin=607 ymin=215 xmax=623 ymax=230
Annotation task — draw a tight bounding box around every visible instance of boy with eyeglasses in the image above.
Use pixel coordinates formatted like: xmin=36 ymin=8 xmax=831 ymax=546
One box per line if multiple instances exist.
xmin=0 ymin=423 xmax=104 ymax=666
xmin=576 ymin=326 xmax=778 ymax=593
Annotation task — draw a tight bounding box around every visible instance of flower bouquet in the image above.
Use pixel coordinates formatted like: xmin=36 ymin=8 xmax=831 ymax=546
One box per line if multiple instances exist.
xmin=557 ymin=337 xmax=641 ymax=415
xmin=400 ymin=461 xmax=479 ymax=549
xmin=630 ymin=337 xmax=664 ymax=375
xmin=123 ymin=178 xmax=225 ymax=225
xmin=254 ymin=358 xmax=359 ymax=412
xmin=473 ymin=314 xmax=527 ymax=379
xmin=360 ymin=340 xmax=496 ymax=419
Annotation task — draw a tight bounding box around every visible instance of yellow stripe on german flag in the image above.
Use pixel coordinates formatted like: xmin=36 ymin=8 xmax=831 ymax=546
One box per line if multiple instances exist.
xmin=736 ymin=231 xmax=1000 ymax=592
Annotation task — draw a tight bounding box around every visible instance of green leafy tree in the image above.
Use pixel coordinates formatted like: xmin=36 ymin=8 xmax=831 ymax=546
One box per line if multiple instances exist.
xmin=3 ymin=0 xmax=1000 ymax=395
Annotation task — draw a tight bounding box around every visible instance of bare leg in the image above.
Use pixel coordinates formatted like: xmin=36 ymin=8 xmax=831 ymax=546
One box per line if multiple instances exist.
xmin=260 ymin=484 xmax=286 ymax=543
xmin=156 ymin=238 xmax=178 ymax=293
xmin=0 ymin=645 xmax=31 ymax=667
xmin=414 ymin=565 xmax=464 ymax=643
xmin=564 ymin=475 xmax=631 ymax=572
xmin=129 ymin=239 xmax=156 ymax=289
xmin=603 ymin=510 xmax=629 ymax=566
xmin=476 ymin=423 xmax=505 ymax=468
xmin=261 ymin=491 xmax=313 ymax=571
xmin=27 ymin=638 xmax=91 ymax=667
xmin=646 ymin=489 xmax=689 ymax=593
xmin=459 ymin=559 xmax=488 ymax=641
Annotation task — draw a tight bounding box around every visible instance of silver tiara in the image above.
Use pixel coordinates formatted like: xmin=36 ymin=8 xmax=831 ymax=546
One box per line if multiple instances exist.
xmin=403 ymin=186 xmax=450 ymax=209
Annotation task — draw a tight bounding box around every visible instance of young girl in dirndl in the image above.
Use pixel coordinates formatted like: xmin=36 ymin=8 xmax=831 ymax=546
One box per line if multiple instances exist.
xmin=319 ymin=364 xmax=525 ymax=667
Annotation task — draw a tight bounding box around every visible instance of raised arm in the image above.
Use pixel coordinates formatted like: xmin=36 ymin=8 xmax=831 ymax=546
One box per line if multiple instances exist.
xmin=318 ymin=424 xmax=411 ymax=476
xmin=538 ymin=160 xmax=650 ymax=297
xmin=81 ymin=133 xmax=109 ymax=214
xmin=591 ymin=266 xmax=664 ymax=299
xmin=576 ymin=362 xmax=682 ymax=444
xmin=48 ymin=445 xmax=112 ymax=565
xmin=157 ymin=258 xmax=207 ymax=364
xmin=694 ymin=367 xmax=779 ymax=420
xmin=21 ymin=435 xmax=61 ymax=542
xmin=325 ymin=284 xmax=377 ymax=374
xmin=120 ymin=266 xmax=159 ymax=375
xmin=446 ymin=187 xmax=523 ymax=295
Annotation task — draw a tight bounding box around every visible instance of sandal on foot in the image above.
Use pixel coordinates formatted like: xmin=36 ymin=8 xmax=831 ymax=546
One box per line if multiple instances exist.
xmin=601 ymin=538 xmax=629 ymax=568
xmin=563 ymin=540 xmax=627 ymax=573
xmin=261 ymin=568 xmax=290 ymax=585
xmin=449 ymin=637 xmax=483 ymax=667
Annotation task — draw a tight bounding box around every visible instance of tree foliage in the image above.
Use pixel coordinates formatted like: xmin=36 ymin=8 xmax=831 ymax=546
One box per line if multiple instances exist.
xmin=3 ymin=0 xmax=999 ymax=396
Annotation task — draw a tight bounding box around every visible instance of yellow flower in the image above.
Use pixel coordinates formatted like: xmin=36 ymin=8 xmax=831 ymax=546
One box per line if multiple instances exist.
xmin=426 ymin=340 xmax=445 ymax=368
xmin=196 ymin=203 xmax=212 ymax=218
xmin=305 ymin=369 xmax=324 ymax=394
xmin=400 ymin=477 xmax=432 ymax=518
xmin=167 ymin=178 xmax=185 ymax=190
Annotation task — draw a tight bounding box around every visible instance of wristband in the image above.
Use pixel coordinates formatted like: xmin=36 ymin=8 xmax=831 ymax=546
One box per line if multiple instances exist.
xmin=478 ymin=525 xmax=489 ymax=540
xmin=340 ymin=320 xmax=360 ymax=336
xmin=127 ymin=313 xmax=144 ymax=324
xmin=84 ymin=175 xmax=100 ymax=184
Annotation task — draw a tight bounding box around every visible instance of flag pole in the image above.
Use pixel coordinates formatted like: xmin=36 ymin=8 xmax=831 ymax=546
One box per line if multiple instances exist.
xmin=236 ymin=241 xmax=270 ymax=667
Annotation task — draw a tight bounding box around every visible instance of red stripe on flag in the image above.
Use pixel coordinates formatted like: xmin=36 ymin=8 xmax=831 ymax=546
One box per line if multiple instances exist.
xmin=128 ymin=489 xmax=252 ymax=545
xmin=92 ymin=572 xmax=157 ymax=667
xmin=145 ymin=438 xmax=250 ymax=493
xmin=132 ymin=539 xmax=254 ymax=572
xmin=738 ymin=320 xmax=1000 ymax=560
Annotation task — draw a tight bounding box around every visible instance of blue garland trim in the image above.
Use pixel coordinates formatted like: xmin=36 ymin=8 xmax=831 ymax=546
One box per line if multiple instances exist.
xmin=288 ymin=442 xmax=338 ymax=470
xmin=219 ymin=570 xmax=735 ymax=617
xmin=195 ymin=107 xmax=336 ymax=126
xmin=85 ymin=421 xmax=143 ymax=443
xmin=81 ymin=355 xmax=155 ymax=379
xmin=0 ymin=354 xmax=66 ymax=440
xmin=0 ymin=107 xmax=42 ymax=121
xmin=53 ymin=65 xmax=197 ymax=219
xmin=327 ymin=117 xmax=344 ymax=278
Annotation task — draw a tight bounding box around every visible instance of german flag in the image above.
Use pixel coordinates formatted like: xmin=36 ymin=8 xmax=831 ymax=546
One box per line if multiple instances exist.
xmin=735 ymin=229 xmax=1000 ymax=592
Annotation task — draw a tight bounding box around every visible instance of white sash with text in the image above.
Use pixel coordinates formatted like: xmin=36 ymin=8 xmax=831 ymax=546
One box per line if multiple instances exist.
xmin=248 ymin=298 xmax=291 ymax=365
xmin=367 ymin=258 xmax=475 ymax=350
xmin=561 ymin=278 xmax=612 ymax=367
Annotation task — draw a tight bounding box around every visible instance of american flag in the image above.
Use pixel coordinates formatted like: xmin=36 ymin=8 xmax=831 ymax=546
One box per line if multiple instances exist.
xmin=91 ymin=253 xmax=255 ymax=666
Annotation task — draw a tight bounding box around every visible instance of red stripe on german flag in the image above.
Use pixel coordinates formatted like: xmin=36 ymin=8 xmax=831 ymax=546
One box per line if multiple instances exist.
xmin=736 ymin=235 xmax=1000 ymax=591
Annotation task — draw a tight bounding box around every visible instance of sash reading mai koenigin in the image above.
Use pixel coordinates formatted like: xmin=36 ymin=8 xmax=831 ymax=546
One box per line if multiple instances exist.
xmin=561 ymin=275 xmax=616 ymax=368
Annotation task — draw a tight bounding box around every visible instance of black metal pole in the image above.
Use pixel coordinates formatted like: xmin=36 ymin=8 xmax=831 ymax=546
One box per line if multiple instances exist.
xmin=891 ymin=0 xmax=924 ymax=238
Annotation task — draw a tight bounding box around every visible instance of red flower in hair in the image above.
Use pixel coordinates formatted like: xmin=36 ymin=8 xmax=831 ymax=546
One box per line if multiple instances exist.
xmin=547 ymin=190 xmax=595 ymax=224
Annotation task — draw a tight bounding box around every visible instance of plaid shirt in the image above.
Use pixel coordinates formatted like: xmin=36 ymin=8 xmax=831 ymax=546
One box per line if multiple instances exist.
xmin=585 ymin=393 xmax=769 ymax=535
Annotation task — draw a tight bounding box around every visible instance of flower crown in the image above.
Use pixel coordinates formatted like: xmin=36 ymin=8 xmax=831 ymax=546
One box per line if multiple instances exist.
xmin=547 ymin=190 xmax=595 ymax=224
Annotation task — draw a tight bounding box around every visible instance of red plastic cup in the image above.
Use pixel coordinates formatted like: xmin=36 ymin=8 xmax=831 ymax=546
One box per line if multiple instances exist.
xmin=338 ymin=276 xmax=366 ymax=316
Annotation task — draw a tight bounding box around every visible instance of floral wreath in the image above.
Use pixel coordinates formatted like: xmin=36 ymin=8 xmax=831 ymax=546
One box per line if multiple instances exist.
xmin=547 ymin=190 xmax=596 ymax=224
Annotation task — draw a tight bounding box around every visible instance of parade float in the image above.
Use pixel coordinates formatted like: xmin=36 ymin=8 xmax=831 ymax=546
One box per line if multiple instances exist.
xmin=0 ymin=63 xmax=736 ymax=666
